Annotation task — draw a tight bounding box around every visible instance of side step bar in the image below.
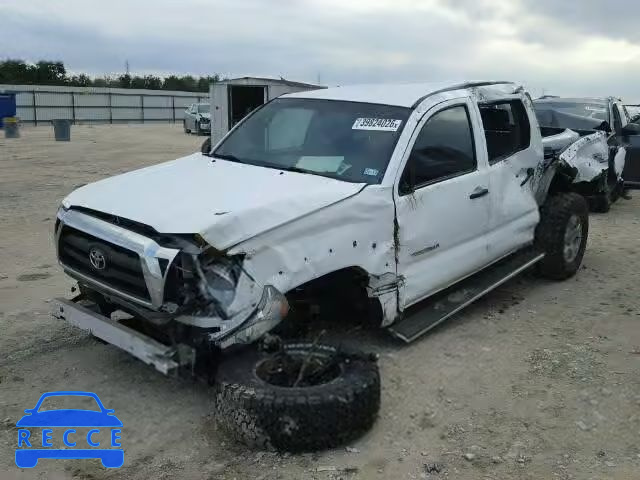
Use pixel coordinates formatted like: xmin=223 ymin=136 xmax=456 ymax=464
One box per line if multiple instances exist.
xmin=388 ymin=250 xmax=545 ymax=343
xmin=52 ymin=298 xmax=194 ymax=375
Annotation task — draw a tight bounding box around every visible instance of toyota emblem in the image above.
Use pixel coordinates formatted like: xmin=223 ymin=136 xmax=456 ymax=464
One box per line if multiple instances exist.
xmin=88 ymin=247 xmax=107 ymax=270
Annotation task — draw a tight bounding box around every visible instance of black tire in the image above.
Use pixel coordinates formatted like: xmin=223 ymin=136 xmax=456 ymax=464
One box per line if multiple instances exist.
xmin=535 ymin=192 xmax=589 ymax=280
xmin=201 ymin=137 xmax=211 ymax=155
xmin=213 ymin=342 xmax=380 ymax=452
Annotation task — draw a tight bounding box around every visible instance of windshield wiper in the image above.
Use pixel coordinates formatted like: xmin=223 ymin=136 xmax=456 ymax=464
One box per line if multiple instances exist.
xmin=273 ymin=165 xmax=313 ymax=174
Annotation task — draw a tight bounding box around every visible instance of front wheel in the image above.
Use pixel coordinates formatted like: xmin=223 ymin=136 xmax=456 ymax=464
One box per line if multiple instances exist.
xmin=213 ymin=342 xmax=380 ymax=452
xmin=535 ymin=192 xmax=589 ymax=280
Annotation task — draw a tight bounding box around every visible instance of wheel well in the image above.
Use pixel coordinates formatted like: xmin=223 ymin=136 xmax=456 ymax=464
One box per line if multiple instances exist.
xmin=282 ymin=267 xmax=382 ymax=332
xmin=547 ymin=164 xmax=577 ymax=197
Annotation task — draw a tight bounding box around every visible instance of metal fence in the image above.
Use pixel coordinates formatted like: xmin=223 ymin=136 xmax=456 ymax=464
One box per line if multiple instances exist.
xmin=0 ymin=84 xmax=208 ymax=125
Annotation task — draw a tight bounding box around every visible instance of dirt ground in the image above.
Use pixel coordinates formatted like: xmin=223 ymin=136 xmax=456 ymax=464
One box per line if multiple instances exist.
xmin=1 ymin=125 xmax=639 ymax=480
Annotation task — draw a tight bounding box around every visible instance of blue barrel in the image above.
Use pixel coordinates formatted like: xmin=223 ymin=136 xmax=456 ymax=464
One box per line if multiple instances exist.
xmin=52 ymin=119 xmax=71 ymax=141
xmin=0 ymin=93 xmax=17 ymax=128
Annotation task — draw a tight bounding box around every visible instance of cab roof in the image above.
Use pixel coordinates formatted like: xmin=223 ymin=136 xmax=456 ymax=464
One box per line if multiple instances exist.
xmin=283 ymin=81 xmax=519 ymax=108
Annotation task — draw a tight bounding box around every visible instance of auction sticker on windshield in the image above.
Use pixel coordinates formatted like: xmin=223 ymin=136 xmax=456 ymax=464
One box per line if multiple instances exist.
xmin=352 ymin=118 xmax=402 ymax=131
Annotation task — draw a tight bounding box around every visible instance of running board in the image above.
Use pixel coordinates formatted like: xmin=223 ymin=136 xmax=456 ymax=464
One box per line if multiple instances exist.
xmin=388 ymin=250 xmax=545 ymax=343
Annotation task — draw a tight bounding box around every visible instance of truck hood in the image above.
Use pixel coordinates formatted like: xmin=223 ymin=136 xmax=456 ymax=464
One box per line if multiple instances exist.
xmin=63 ymin=153 xmax=365 ymax=249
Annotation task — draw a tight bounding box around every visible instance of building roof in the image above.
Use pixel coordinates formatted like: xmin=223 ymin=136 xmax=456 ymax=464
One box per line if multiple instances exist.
xmin=219 ymin=76 xmax=325 ymax=89
xmin=284 ymin=81 xmax=517 ymax=108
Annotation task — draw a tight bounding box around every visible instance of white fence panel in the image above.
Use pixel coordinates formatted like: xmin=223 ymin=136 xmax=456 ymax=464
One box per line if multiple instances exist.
xmin=0 ymin=84 xmax=209 ymax=125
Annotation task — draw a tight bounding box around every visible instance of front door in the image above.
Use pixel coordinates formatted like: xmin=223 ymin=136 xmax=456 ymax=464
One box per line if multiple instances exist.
xmin=395 ymin=99 xmax=492 ymax=308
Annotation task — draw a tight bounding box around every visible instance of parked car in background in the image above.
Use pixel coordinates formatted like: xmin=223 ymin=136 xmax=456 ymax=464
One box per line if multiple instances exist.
xmin=183 ymin=103 xmax=210 ymax=135
xmin=534 ymin=96 xmax=640 ymax=209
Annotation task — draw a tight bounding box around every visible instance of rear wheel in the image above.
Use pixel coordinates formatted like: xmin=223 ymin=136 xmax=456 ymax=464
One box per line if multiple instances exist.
xmin=213 ymin=342 xmax=380 ymax=452
xmin=535 ymin=193 xmax=589 ymax=280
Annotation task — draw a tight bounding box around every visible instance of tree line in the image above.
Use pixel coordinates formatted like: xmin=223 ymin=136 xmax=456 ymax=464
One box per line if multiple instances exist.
xmin=0 ymin=60 xmax=220 ymax=92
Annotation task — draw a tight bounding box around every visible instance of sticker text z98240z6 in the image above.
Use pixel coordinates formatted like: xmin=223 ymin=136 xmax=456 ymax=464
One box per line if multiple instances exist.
xmin=352 ymin=118 xmax=403 ymax=131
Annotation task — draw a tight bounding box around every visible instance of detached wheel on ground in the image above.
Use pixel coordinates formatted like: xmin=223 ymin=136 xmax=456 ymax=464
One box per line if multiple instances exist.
xmin=535 ymin=192 xmax=589 ymax=280
xmin=213 ymin=342 xmax=380 ymax=452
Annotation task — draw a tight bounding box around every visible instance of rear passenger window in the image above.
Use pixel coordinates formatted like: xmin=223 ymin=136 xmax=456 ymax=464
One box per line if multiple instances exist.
xmin=400 ymin=105 xmax=476 ymax=192
xmin=479 ymin=100 xmax=530 ymax=163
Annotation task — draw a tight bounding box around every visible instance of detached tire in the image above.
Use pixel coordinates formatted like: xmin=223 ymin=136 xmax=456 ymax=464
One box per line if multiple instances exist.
xmin=213 ymin=343 xmax=380 ymax=452
xmin=535 ymin=192 xmax=589 ymax=280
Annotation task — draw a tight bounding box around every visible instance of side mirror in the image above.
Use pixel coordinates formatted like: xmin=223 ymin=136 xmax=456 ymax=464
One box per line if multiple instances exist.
xmin=622 ymin=123 xmax=640 ymax=136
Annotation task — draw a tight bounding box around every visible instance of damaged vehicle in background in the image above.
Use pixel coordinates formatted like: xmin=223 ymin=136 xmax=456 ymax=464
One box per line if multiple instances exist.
xmin=53 ymin=81 xmax=591 ymax=451
xmin=534 ymin=96 xmax=640 ymax=210
xmin=183 ymin=102 xmax=210 ymax=135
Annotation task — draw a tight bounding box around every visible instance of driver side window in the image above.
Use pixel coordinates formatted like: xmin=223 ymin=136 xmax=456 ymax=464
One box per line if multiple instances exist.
xmin=400 ymin=105 xmax=476 ymax=194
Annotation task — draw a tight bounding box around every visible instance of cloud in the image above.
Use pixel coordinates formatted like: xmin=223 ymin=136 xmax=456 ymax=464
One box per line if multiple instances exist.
xmin=1 ymin=0 xmax=639 ymax=101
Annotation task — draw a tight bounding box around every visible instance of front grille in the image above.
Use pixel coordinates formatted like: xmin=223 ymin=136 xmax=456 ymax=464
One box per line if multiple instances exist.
xmin=58 ymin=225 xmax=150 ymax=300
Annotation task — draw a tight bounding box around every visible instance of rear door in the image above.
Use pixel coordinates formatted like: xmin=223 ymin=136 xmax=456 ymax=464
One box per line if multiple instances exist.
xmin=395 ymin=98 xmax=493 ymax=308
xmin=477 ymin=97 xmax=541 ymax=259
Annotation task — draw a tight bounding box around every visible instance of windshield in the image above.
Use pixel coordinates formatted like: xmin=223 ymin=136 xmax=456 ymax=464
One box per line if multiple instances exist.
xmin=197 ymin=104 xmax=210 ymax=113
xmin=534 ymin=100 xmax=610 ymax=132
xmin=213 ymin=98 xmax=410 ymax=184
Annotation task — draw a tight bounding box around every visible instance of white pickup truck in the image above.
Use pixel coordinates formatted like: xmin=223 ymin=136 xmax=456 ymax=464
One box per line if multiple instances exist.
xmin=53 ymin=81 xmax=590 ymax=451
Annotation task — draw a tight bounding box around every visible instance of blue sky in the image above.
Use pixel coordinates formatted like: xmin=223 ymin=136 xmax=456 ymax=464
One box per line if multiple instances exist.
xmin=3 ymin=0 xmax=640 ymax=101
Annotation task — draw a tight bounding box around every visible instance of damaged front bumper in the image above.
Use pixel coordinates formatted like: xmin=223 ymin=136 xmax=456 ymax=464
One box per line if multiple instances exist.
xmin=52 ymin=285 xmax=288 ymax=375
xmin=52 ymin=298 xmax=195 ymax=375
xmin=54 ymin=208 xmax=289 ymax=370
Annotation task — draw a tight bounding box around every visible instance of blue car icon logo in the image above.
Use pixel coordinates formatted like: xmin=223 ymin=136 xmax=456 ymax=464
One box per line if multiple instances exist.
xmin=15 ymin=391 xmax=123 ymax=468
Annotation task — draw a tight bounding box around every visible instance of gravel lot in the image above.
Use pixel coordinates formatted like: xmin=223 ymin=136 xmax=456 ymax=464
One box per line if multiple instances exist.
xmin=1 ymin=125 xmax=639 ymax=480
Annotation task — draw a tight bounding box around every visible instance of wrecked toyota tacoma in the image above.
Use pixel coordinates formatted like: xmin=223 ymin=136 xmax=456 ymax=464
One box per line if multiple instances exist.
xmin=534 ymin=96 xmax=633 ymax=212
xmin=53 ymin=81 xmax=591 ymax=451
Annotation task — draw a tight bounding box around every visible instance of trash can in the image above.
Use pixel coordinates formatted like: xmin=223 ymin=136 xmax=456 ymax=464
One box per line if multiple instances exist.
xmin=52 ymin=119 xmax=71 ymax=141
xmin=3 ymin=117 xmax=19 ymax=138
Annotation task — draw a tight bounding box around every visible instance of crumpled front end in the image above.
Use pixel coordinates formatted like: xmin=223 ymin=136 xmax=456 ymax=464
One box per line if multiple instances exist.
xmin=172 ymin=251 xmax=289 ymax=347
xmin=558 ymin=131 xmax=609 ymax=185
xmin=54 ymin=207 xmax=289 ymax=356
xmin=556 ymin=130 xmax=625 ymax=196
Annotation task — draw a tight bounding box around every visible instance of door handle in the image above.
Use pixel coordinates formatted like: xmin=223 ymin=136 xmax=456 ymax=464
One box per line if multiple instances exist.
xmin=469 ymin=187 xmax=489 ymax=199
